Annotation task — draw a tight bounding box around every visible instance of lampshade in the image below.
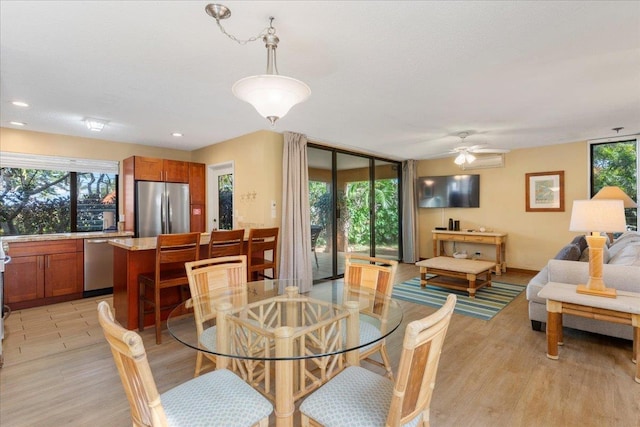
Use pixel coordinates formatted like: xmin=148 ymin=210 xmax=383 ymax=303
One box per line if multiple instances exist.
xmin=569 ymin=199 xmax=626 ymax=232
xmin=232 ymin=74 xmax=311 ymax=126
xmin=592 ymin=186 xmax=638 ymax=208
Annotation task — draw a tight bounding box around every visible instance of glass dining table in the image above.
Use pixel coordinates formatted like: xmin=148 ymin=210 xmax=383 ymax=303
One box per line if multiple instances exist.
xmin=167 ymin=279 xmax=403 ymax=427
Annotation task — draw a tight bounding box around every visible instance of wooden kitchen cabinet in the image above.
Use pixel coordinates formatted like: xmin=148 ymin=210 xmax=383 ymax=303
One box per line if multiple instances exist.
xmin=189 ymin=162 xmax=206 ymax=232
xmin=189 ymin=162 xmax=206 ymax=204
xmin=4 ymin=240 xmax=83 ymax=309
xmin=131 ymin=156 xmax=189 ymax=183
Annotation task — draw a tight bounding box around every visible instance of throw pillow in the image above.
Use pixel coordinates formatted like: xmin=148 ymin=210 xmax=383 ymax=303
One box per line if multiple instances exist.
xmin=570 ymin=235 xmax=588 ymax=253
xmin=553 ymin=243 xmax=581 ymax=261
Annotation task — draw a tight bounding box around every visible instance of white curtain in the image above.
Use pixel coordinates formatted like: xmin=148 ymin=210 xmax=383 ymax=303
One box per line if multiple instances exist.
xmin=279 ymin=131 xmax=313 ymax=291
xmin=402 ymin=160 xmax=419 ymax=263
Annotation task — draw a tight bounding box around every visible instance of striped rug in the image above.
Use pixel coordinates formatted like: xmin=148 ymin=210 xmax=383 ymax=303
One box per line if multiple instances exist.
xmin=392 ymin=276 xmax=526 ymax=321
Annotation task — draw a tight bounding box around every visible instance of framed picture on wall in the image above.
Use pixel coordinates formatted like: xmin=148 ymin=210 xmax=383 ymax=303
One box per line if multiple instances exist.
xmin=525 ymin=171 xmax=565 ymax=212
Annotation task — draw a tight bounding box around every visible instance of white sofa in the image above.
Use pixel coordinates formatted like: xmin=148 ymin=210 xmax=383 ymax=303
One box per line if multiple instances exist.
xmin=526 ymin=232 xmax=640 ymax=340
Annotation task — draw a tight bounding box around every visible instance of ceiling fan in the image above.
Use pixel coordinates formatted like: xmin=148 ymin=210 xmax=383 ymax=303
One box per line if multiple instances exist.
xmin=448 ymin=132 xmax=510 ymax=165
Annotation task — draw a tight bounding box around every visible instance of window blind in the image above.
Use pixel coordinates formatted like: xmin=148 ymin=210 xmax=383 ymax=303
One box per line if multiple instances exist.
xmin=0 ymin=152 xmax=119 ymax=174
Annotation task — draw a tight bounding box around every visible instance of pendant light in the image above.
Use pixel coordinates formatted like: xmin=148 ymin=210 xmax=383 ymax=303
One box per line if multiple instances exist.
xmin=206 ymin=4 xmax=311 ymax=126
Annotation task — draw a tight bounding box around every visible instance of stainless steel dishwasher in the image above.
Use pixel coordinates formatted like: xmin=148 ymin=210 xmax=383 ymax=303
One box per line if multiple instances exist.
xmin=84 ymin=237 xmax=130 ymax=296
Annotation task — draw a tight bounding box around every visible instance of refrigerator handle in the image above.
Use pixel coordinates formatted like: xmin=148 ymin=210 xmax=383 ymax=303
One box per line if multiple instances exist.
xmin=167 ymin=194 xmax=172 ymax=234
xmin=160 ymin=192 xmax=167 ymax=234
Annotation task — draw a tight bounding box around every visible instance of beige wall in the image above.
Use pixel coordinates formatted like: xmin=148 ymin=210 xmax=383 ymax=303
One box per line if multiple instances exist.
xmin=417 ymin=141 xmax=588 ymax=270
xmin=191 ymin=130 xmax=283 ymax=230
xmin=0 ymin=127 xmax=193 ymax=161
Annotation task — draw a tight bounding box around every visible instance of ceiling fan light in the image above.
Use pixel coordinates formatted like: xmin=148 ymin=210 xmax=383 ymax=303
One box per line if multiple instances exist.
xmin=454 ymin=153 xmax=466 ymax=165
xmin=232 ymin=74 xmax=311 ymax=125
xmin=465 ymin=153 xmax=476 ymax=163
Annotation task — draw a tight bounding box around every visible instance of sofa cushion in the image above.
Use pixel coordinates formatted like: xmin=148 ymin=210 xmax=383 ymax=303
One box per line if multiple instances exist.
xmin=547 ymin=259 xmax=640 ymax=292
xmin=609 ymin=232 xmax=640 ymax=258
xmin=554 ymin=243 xmax=581 ymax=261
xmin=608 ymin=243 xmax=640 ymax=266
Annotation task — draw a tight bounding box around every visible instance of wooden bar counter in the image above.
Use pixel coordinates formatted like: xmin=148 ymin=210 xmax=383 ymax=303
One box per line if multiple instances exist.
xmin=109 ymin=234 xmax=217 ymax=330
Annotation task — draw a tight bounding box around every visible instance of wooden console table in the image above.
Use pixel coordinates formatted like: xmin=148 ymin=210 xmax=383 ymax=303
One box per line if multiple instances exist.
xmin=538 ymin=282 xmax=640 ymax=383
xmin=432 ymin=230 xmax=507 ymax=275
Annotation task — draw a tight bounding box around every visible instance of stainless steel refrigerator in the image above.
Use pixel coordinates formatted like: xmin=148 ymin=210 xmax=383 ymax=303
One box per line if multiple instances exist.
xmin=136 ymin=181 xmax=190 ymax=237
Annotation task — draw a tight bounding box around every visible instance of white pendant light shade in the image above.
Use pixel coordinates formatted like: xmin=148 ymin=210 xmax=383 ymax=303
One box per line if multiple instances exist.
xmin=454 ymin=153 xmax=466 ymax=165
xmin=232 ymin=74 xmax=311 ymax=125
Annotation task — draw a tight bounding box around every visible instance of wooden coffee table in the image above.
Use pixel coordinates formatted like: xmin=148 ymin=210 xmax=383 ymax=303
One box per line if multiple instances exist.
xmin=415 ymin=256 xmax=495 ymax=298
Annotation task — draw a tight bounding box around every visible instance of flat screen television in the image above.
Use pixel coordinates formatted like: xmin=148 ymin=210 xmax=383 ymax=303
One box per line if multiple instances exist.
xmin=417 ymin=174 xmax=480 ymax=208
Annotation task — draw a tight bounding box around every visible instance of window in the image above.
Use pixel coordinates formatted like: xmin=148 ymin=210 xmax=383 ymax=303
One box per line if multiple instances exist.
xmin=589 ymin=137 xmax=638 ymax=231
xmin=0 ymin=153 xmax=118 ymax=236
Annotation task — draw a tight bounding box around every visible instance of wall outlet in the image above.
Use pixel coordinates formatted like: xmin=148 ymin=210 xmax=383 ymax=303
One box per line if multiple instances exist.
xmin=475 ymin=251 xmax=481 ymax=256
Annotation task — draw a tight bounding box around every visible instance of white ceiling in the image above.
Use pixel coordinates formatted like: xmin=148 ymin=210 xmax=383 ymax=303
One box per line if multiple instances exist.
xmin=1 ymin=1 xmax=639 ymax=161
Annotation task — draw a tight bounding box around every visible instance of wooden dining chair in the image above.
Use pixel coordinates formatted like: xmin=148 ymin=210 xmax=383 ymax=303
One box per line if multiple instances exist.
xmin=138 ymin=232 xmax=201 ymax=344
xmin=97 ymin=301 xmax=272 ymax=427
xmin=300 ymin=294 xmax=457 ymax=427
xmin=185 ymin=255 xmax=247 ymax=377
xmin=246 ymin=227 xmax=279 ymax=281
xmin=343 ymin=254 xmax=398 ymax=379
xmin=208 ymin=229 xmax=245 ymax=258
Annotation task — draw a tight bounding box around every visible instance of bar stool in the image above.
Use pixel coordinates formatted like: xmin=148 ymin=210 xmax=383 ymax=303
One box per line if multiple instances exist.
xmin=138 ymin=232 xmax=200 ymax=344
xmin=246 ymin=227 xmax=279 ymax=281
xmin=208 ymin=229 xmax=245 ymax=258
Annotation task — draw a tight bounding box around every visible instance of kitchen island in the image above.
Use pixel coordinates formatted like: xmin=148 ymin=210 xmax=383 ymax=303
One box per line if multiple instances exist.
xmin=110 ymin=233 xmax=252 ymax=330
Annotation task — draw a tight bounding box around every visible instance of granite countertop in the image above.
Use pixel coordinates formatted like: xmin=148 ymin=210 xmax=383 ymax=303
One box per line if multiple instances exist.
xmin=1 ymin=231 xmax=134 ymax=244
xmin=109 ymin=232 xmax=214 ymax=251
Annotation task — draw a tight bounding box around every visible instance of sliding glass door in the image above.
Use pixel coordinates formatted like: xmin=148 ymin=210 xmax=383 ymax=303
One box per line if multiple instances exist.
xmin=308 ymin=145 xmax=402 ymax=281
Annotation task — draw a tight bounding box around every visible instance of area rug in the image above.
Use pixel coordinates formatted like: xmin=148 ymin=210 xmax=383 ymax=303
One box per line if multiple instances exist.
xmin=391 ymin=276 xmax=526 ymax=321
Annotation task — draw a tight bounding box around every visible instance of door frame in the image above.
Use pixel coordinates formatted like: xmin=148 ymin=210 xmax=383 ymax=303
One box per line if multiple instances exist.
xmin=207 ymin=161 xmax=235 ymax=231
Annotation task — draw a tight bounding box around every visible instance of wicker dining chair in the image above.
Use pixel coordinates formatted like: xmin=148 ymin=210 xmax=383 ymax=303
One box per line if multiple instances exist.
xmin=343 ymin=253 xmax=398 ymax=379
xmin=208 ymin=229 xmax=245 ymax=258
xmin=97 ymin=301 xmax=272 ymax=427
xmin=184 ymin=255 xmax=247 ymax=377
xmin=300 ymin=294 xmax=457 ymax=427
xmin=138 ymin=232 xmax=201 ymax=344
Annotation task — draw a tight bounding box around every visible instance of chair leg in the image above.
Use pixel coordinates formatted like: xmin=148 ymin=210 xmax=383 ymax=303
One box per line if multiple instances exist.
xmin=314 ymin=250 xmax=318 ymax=268
xmin=154 ymin=286 xmax=162 ymax=345
xmin=138 ymin=281 xmax=145 ymax=332
xmin=379 ymin=343 xmax=394 ymax=380
xmin=194 ymin=351 xmax=203 ymax=377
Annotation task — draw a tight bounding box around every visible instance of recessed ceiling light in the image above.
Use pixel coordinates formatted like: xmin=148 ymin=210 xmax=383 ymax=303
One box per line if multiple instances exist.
xmin=171 ymin=132 xmax=183 ymax=137
xmin=11 ymin=101 xmax=29 ymax=107
xmin=84 ymin=117 xmax=108 ymax=132
xmin=10 ymin=121 xmax=26 ymax=126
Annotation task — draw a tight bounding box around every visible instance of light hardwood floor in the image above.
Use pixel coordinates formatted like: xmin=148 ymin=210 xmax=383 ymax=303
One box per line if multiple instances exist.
xmin=1 ymin=263 xmax=638 ymax=426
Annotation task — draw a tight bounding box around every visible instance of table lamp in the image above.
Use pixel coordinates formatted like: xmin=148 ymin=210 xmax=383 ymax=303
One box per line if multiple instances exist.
xmin=569 ymin=199 xmax=626 ymax=298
